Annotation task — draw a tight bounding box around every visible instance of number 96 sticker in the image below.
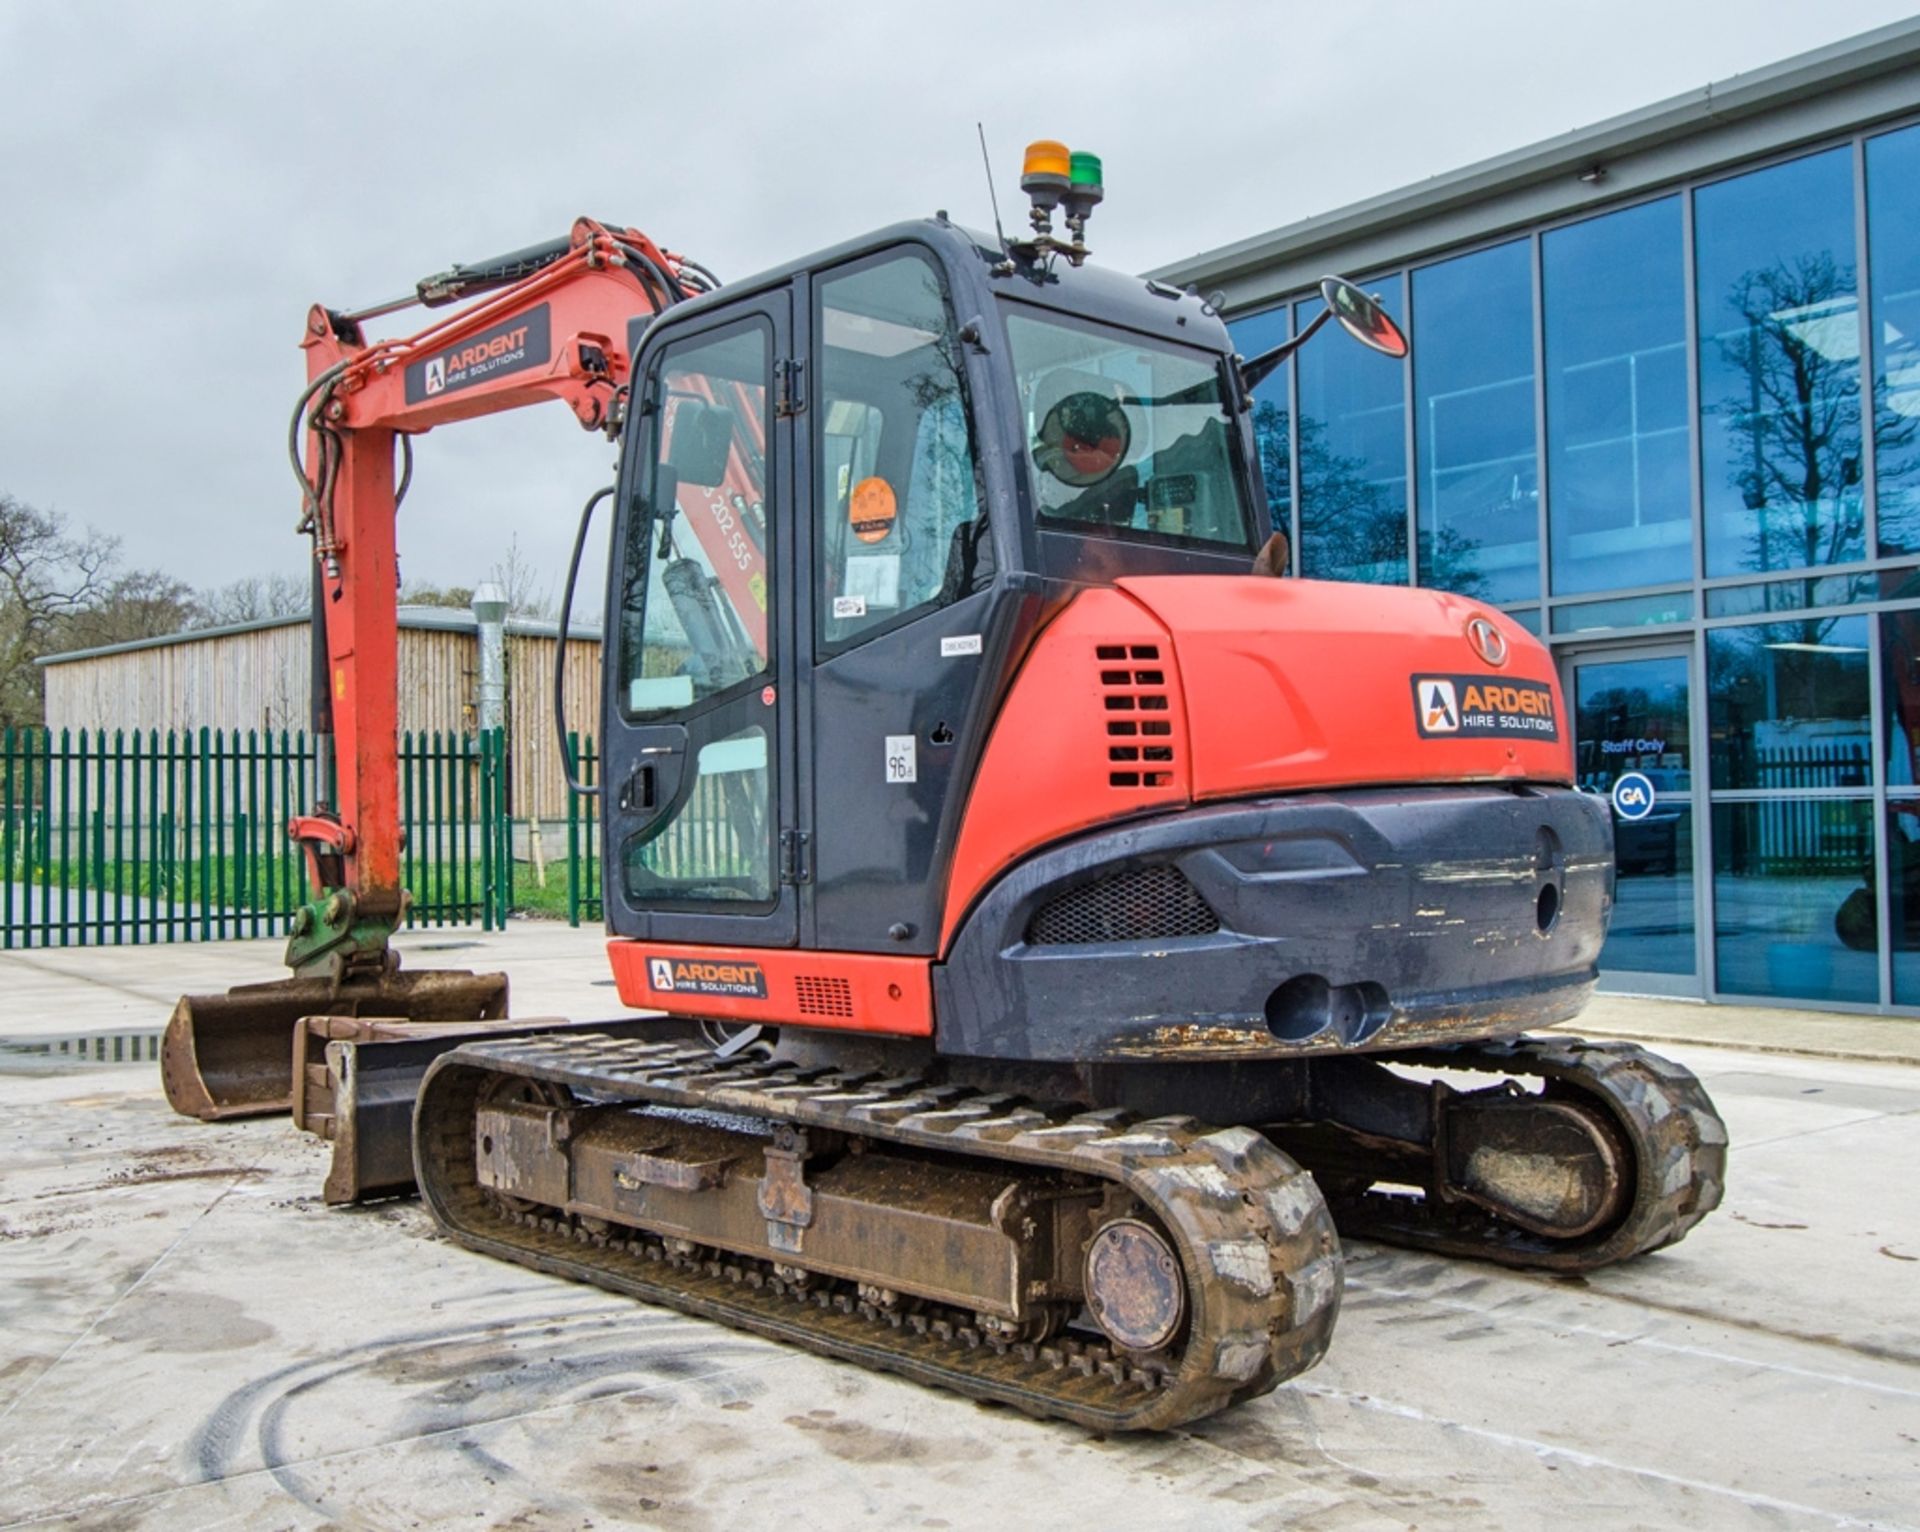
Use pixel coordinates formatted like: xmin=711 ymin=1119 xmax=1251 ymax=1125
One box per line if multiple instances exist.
xmin=884 ymin=735 xmax=917 ymax=784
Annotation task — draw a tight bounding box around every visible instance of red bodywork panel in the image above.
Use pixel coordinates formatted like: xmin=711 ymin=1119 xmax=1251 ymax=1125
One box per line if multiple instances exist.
xmin=608 ymin=941 xmax=933 ymax=1036
xmin=940 ymin=589 xmax=1191 ymax=949
xmin=939 ymin=576 xmax=1569 ymax=951
xmin=1117 ymin=577 xmax=1569 ymax=799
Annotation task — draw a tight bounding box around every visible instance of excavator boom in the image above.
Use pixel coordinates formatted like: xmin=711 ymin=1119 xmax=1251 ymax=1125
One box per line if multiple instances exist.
xmin=163 ymin=217 xmax=720 ymax=1121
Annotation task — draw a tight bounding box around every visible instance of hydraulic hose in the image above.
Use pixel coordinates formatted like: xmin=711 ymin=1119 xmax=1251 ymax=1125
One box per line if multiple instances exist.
xmin=555 ymin=484 xmax=615 ymax=797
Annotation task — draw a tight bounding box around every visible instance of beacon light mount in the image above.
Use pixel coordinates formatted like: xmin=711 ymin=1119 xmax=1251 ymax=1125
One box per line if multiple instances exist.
xmin=1015 ymin=140 xmax=1103 ymax=268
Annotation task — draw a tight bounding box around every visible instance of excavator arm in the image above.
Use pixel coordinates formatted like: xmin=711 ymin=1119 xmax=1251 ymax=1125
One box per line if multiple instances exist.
xmin=161 ymin=216 xmax=727 ymax=1120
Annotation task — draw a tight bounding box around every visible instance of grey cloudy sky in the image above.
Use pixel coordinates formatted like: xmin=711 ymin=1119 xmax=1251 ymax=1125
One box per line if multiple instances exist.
xmin=3 ymin=0 xmax=1915 ymax=611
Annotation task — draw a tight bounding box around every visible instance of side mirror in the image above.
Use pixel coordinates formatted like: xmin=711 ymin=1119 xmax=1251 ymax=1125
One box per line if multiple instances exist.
xmin=1239 ymin=274 xmax=1409 ymax=390
xmin=666 ymin=398 xmax=734 ymax=487
xmin=1320 ymin=277 xmax=1408 ymax=358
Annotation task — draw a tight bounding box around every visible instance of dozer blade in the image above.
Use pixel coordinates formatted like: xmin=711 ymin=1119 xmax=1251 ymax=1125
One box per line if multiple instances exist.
xmin=292 ymin=1014 xmax=664 ymax=1204
xmin=162 ymin=968 xmax=509 ymax=1122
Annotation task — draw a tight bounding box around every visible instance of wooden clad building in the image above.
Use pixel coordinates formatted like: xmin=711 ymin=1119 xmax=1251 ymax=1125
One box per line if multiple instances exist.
xmin=38 ymin=608 xmax=603 ymax=822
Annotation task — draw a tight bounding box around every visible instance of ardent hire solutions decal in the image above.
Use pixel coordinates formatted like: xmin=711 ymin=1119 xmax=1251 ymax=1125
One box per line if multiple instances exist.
xmin=1412 ymin=674 xmax=1559 ymax=741
xmin=404 ymin=304 xmax=553 ymax=404
xmin=646 ymin=955 xmax=769 ymax=1000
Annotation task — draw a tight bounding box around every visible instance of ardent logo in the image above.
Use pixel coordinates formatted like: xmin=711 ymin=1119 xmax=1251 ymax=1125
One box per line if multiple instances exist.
xmin=439 ymin=325 xmax=531 ymax=374
xmin=1467 ymin=616 xmax=1509 ymax=667
xmin=424 ymin=357 xmax=446 ymax=396
xmin=1420 ymin=678 xmax=1460 ymax=733
xmin=643 ymin=954 xmax=769 ymax=999
xmin=1411 ymin=672 xmax=1559 ymax=740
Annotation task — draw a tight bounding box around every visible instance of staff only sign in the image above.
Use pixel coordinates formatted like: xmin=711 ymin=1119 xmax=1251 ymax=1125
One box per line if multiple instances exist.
xmin=1411 ymin=674 xmax=1560 ymax=741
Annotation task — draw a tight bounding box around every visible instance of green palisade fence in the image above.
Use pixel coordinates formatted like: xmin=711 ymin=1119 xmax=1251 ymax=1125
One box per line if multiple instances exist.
xmin=565 ymin=732 xmax=602 ymax=927
xmin=0 ymin=726 xmax=536 ymax=948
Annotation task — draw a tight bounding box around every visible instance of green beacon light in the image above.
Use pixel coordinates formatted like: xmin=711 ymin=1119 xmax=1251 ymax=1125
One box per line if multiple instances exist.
xmin=1062 ymin=149 xmax=1104 ymax=256
xmin=1069 ymin=151 xmax=1104 ymax=197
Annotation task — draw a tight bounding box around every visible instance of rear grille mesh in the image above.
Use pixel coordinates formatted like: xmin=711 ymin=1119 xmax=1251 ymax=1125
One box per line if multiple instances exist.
xmin=1096 ymin=644 xmax=1175 ymax=788
xmin=1026 ymin=865 xmax=1220 ymax=946
xmin=794 ymin=975 xmax=855 ymax=1018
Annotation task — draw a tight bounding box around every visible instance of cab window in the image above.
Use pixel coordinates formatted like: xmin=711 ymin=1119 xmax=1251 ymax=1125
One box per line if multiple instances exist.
xmin=816 ymin=250 xmax=990 ymax=651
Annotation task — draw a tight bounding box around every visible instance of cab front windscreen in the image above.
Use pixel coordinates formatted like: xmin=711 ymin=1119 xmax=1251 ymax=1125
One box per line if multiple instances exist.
xmin=1003 ymin=308 xmax=1255 ymax=552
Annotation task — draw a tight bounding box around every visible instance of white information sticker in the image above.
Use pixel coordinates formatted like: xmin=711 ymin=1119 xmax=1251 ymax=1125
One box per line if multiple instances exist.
xmin=940 ymin=634 xmax=983 ymax=657
xmin=832 ymin=594 xmax=867 ymax=620
xmin=884 ymin=734 xmax=917 ymax=784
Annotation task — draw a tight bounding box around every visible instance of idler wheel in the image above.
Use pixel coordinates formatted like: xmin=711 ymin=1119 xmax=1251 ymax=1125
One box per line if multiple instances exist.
xmin=1084 ymin=1217 xmax=1186 ymax=1354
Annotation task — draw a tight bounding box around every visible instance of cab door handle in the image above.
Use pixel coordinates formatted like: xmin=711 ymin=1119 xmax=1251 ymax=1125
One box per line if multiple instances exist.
xmin=619 ymin=764 xmax=658 ymax=813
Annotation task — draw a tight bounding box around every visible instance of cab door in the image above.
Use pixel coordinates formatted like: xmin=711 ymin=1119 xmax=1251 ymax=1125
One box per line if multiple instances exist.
xmin=601 ymin=291 xmax=799 ymax=947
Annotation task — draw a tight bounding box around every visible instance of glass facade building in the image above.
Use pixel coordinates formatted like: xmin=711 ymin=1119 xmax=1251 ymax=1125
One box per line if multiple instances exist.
xmin=1165 ymin=31 xmax=1920 ymax=1014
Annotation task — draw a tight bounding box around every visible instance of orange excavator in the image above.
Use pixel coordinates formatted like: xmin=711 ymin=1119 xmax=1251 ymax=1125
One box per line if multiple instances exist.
xmin=164 ymin=144 xmax=1725 ymax=1432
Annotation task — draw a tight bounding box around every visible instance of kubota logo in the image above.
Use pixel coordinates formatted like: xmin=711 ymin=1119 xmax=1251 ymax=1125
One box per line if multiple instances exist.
xmin=1467 ymin=616 xmax=1508 ymax=667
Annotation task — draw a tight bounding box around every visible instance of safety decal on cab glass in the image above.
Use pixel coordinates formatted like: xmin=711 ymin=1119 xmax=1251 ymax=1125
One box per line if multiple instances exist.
xmin=404 ymin=303 xmax=553 ymax=404
xmin=1411 ymin=674 xmax=1558 ymax=741
xmin=849 ymin=477 xmax=897 ymax=544
xmin=646 ymin=955 xmax=768 ymax=1000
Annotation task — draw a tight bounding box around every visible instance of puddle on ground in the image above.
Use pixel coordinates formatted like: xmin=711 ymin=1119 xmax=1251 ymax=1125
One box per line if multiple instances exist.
xmin=0 ymin=1029 xmax=164 ymax=1071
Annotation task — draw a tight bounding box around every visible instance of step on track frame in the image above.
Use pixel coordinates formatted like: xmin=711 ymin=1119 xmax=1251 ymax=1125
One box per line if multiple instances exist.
xmin=414 ymin=1033 xmax=1344 ymax=1432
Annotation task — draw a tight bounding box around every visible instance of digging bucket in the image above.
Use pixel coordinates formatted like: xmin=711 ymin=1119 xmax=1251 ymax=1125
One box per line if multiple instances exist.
xmin=161 ymin=967 xmax=509 ymax=1121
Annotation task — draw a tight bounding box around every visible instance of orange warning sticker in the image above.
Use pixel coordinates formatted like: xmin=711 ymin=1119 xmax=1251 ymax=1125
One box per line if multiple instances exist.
xmin=849 ymin=477 xmax=897 ymax=544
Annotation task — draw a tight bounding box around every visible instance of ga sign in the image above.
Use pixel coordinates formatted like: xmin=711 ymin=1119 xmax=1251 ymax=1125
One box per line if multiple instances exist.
xmin=1611 ymin=771 xmax=1657 ymax=822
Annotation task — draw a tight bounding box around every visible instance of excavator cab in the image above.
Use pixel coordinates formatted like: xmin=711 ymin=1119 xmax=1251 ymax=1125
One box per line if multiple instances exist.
xmin=597 ymin=223 xmax=1277 ymax=974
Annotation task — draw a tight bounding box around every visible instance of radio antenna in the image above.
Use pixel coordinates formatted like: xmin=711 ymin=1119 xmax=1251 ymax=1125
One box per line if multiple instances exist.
xmin=977 ymin=122 xmax=1013 ymax=267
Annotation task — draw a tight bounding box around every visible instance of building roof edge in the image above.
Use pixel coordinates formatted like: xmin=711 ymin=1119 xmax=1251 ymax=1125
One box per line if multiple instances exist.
xmin=1149 ymin=17 xmax=1920 ymax=291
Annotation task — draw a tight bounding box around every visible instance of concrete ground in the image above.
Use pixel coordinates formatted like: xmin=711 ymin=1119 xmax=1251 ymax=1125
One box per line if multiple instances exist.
xmin=2 ymin=926 xmax=1917 ymax=1531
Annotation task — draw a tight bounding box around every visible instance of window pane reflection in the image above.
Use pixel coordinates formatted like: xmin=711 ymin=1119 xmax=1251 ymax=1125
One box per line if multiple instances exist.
xmin=1295 ymin=275 xmax=1408 ymax=583
xmin=1881 ymin=609 xmax=1920 ymax=789
xmin=1227 ymin=306 xmax=1292 ymax=539
xmin=1414 ymin=240 xmax=1539 ymax=604
xmin=1544 ymin=198 xmax=1692 ymax=594
xmin=1867 ymin=124 xmax=1920 ymax=558
xmin=1889 ymin=798 xmax=1920 ymax=1004
xmin=1696 ymin=149 xmax=1864 ymax=577
xmin=1713 ymin=799 xmax=1875 ymax=1003
xmin=1574 ymin=655 xmax=1694 ymax=976
xmin=1706 ymin=617 xmax=1870 ymax=791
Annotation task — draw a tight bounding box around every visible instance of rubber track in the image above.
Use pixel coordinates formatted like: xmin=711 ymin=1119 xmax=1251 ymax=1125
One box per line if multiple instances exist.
xmin=414 ymin=1033 xmax=1343 ymax=1432
xmin=1331 ymin=1035 xmax=1728 ymax=1272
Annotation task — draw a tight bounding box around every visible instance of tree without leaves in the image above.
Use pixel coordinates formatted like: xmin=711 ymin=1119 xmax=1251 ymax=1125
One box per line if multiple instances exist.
xmin=57 ymin=568 xmax=199 ymax=652
xmin=195 ymin=571 xmax=309 ymax=627
xmin=1721 ymin=254 xmax=1869 ymax=579
xmin=0 ymin=493 xmax=117 ymax=728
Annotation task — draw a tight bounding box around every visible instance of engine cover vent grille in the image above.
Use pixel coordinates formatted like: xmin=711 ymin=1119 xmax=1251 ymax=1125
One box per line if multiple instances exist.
xmin=794 ymin=975 xmax=855 ymax=1018
xmin=1096 ymin=644 xmax=1175 ymax=788
xmin=1026 ymin=865 xmax=1220 ymax=946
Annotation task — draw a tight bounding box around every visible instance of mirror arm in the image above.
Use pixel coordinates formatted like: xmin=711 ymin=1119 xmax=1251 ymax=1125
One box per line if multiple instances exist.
xmin=556 ymin=483 xmax=615 ymax=798
xmin=1238 ymin=307 xmax=1334 ymax=392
